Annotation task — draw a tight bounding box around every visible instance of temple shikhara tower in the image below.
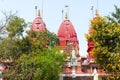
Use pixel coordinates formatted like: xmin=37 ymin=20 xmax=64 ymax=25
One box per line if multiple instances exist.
xmin=30 ymin=10 xmax=47 ymax=32
xmin=57 ymin=13 xmax=79 ymax=50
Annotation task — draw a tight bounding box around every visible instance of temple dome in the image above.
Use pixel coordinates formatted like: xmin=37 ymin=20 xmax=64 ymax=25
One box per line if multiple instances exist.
xmin=57 ymin=19 xmax=79 ymax=49
xmin=30 ymin=10 xmax=47 ymax=32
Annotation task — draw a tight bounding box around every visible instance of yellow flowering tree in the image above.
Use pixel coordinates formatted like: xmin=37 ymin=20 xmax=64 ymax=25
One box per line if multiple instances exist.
xmin=86 ymin=7 xmax=120 ymax=79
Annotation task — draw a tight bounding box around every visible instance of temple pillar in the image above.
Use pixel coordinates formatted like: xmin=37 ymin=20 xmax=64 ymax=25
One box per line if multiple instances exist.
xmin=93 ymin=74 xmax=98 ymax=80
xmin=93 ymin=68 xmax=98 ymax=80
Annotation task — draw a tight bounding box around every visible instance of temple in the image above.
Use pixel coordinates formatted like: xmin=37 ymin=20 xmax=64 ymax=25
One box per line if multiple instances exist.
xmin=59 ymin=11 xmax=107 ymax=80
xmin=0 ymin=9 xmax=108 ymax=80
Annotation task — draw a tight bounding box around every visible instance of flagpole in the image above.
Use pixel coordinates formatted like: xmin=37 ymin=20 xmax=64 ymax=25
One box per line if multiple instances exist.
xmin=35 ymin=6 xmax=37 ymax=17
xmin=62 ymin=10 xmax=64 ymax=21
xmin=42 ymin=0 xmax=43 ymax=18
xmin=97 ymin=0 xmax=99 ymax=11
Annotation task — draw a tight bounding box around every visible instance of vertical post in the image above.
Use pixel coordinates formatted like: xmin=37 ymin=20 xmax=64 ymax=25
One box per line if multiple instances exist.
xmin=94 ymin=74 xmax=98 ymax=80
xmin=65 ymin=5 xmax=69 ymax=19
xmin=35 ymin=6 xmax=37 ymax=17
xmin=71 ymin=49 xmax=77 ymax=79
xmin=93 ymin=68 xmax=98 ymax=80
xmin=72 ymin=66 xmax=76 ymax=79
xmin=41 ymin=0 xmax=43 ymax=18
xmin=62 ymin=10 xmax=64 ymax=21
xmin=97 ymin=0 xmax=99 ymax=11
xmin=91 ymin=6 xmax=94 ymax=18
xmin=67 ymin=5 xmax=69 ymax=19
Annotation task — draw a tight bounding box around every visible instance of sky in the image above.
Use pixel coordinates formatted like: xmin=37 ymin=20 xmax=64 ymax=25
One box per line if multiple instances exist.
xmin=0 ymin=0 xmax=120 ymax=56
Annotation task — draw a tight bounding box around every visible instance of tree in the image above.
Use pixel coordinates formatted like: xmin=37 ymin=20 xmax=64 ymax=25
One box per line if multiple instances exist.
xmin=86 ymin=8 xmax=120 ymax=79
xmin=0 ymin=15 xmax=27 ymax=60
xmin=27 ymin=30 xmax=59 ymax=52
xmin=1 ymin=30 xmax=65 ymax=80
xmin=0 ymin=14 xmax=28 ymax=59
xmin=6 ymin=16 xmax=27 ymax=39
xmin=4 ymin=47 xmax=65 ymax=80
xmin=107 ymin=5 xmax=120 ymax=23
xmin=0 ymin=38 xmax=20 ymax=60
xmin=0 ymin=29 xmax=60 ymax=60
xmin=0 ymin=14 xmax=64 ymax=79
xmin=0 ymin=11 xmax=16 ymax=40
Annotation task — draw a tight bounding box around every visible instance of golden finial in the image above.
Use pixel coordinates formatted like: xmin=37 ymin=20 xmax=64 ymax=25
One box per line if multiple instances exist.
xmin=95 ymin=10 xmax=99 ymax=17
xmin=38 ymin=9 xmax=41 ymax=17
xmin=65 ymin=12 xmax=68 ymax=19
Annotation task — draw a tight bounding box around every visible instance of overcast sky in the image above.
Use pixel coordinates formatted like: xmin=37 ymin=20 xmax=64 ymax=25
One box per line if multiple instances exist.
xmin=0 ymin=0 xmax=120 ymax=56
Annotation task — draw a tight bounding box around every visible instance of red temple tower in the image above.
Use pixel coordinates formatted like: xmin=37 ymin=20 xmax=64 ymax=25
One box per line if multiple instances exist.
xmin=30 ymin=10 xmax=47 ymax=32
xmin=57 ymin=13 xmax=79 ymax=49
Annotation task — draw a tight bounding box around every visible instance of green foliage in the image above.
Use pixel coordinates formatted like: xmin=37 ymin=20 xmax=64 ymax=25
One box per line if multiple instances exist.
xmin=6 ymin=16 xmax=27 ymax=38
xmin=0 ymin=38 xmax=20 ymax=60
xmin=0 ymin=15 xmax=27 ymax=60
xmin=86 ymin=7 xmax=120 ymax=79
xmin=0 ymin=11 xmax=16 ymax=41
xmin=107 ymin=5 xmax=120 ymax=23
xmin=4 ymin=47 xmax=65 ymax=80
xmin=0 ymin=15 xmax=63 ymax=80
xmin=29 ymin=30 xmax=59 ymax=48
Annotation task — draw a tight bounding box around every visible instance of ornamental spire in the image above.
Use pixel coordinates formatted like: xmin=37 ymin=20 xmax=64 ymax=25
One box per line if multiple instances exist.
xmin=65 ymin=5 xmax=69 ymax=20
xmin=38 ymin=9 xmax=41 ymax=17
xmin=65 ymin=12 xmax=68 ymax=19
xmin=95 ymin=9 xmax=99 ymax=17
